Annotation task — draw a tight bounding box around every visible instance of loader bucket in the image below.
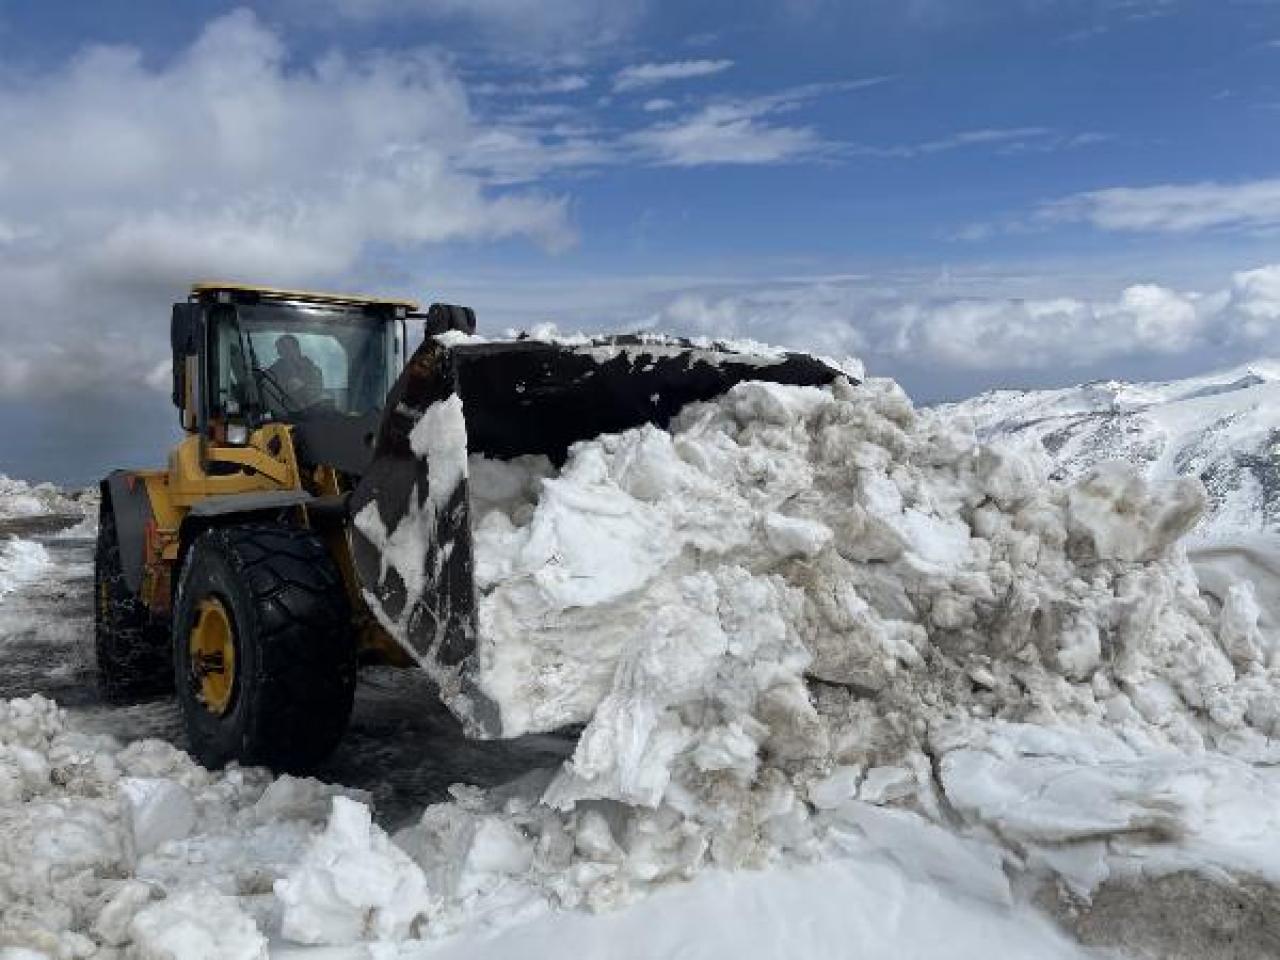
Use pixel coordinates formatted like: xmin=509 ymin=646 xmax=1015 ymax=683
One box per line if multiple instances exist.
xmin=349 ymin=334 xmax=843 ymax=735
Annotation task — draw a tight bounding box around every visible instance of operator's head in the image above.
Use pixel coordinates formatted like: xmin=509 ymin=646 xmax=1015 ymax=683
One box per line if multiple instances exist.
xmin=276 ymin=334 xmax=302 ymax=362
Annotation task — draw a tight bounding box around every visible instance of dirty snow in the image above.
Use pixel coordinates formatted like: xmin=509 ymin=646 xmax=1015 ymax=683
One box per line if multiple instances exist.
xmin=4 ymin=367 xmax=1280 ymax=957
xmin=946 ymin=359 xmax=1280 ymax=681
xmin=944 ymin=358 xmax=1280 ymax=541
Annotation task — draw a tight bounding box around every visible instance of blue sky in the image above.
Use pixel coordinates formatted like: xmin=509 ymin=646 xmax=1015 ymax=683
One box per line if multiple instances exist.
xmin=0 ymin=0 xmax=1278 ymax=483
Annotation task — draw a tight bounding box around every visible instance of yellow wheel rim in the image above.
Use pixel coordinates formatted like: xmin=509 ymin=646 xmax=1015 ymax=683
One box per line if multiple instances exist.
xmin=190 ymin=597 xmax=236 ymax=716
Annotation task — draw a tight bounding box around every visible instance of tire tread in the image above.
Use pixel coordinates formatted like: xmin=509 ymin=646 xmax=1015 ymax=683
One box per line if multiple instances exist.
xmin=175 ymin=523 xmax=354 ymax=771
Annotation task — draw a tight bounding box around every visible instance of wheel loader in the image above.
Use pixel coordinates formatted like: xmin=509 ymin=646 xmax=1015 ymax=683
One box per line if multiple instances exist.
xmin=96 ymin=283 xmax=839 ymax=771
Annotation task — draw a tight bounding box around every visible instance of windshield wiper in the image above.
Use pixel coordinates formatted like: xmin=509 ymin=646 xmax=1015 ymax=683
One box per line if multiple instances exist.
xmin=238 ymin=322 xmax=299 ymax=417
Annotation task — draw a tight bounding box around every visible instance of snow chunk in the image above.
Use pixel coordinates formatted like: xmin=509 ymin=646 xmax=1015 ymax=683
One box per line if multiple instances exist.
xmin=1066 ymin=461 xmax=1206 ymax=561
xmin=410 ymin=393 xmax=469 ymax=516
xmin=274 ymin=796 xmax=433 ymax=945
xmin=940 ymin=721 xmax=1280 ymax=892
xmin=764 ymin=513 xmax=833 ymax=559
xmin=806 ymin=765 xmax=863 ymax=810
xmin=118 ymin=777 xmax=196 ymax=861
xmin=129 ymin=888 xmax=266 ymax=960
xmin=251 ymin=774 xmax=370 ymax=824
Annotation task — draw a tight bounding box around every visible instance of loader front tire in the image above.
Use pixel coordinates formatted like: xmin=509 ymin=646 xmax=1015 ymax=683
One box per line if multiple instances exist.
xmin=94 ymin=501 xmax=172 ymax=704
xmin=173 ymin=524 xmax=355 ymax=772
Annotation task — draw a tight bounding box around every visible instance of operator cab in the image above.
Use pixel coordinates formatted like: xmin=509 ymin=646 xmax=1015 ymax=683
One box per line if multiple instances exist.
xmin=172 ymin=283 xmax=413 ymax=472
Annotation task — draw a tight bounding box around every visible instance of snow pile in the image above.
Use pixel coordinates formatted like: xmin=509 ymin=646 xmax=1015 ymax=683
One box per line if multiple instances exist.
xmin=0 ymin=695 xmax=371 ymax=956
xmin=6 ymin=373 xmax=1280 ymax=956
xmin=4 ymin=691 xmax=1090 ymax=958
xmin=269 ymin=373 xmax=1280 ymax=939
xmin=458 ymin=376 xmax=1272 ymax=758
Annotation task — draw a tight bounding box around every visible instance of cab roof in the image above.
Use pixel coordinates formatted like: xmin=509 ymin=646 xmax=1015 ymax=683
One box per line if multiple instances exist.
xmin=190 ymin=282 xmax=419 ymax=312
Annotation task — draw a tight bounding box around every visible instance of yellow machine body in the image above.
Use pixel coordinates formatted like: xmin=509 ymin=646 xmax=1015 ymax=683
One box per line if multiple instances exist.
xmin=104 ymin=284 xmax=412 ymax=667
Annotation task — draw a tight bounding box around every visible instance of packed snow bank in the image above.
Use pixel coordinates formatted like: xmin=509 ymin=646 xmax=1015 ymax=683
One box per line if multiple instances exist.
xmin=293 ymin=850 xmax=1090 ymax=960
xmin=0 ymin=538 xmax=50 ymax=599
xmin=281 ymin=372 xmax=1280 ymax=937
xmin=937 ymin=720 xmax=1280 ymax=897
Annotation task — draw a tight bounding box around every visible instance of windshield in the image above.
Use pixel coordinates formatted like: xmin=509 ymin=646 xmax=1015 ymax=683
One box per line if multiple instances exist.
xmin=212 ymin=303 xmax=401 ymax=422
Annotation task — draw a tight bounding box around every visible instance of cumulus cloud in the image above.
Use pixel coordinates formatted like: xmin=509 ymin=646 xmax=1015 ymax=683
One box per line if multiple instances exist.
xmin=612 ymin=59 xmax=733 ymax=92
xmin=0 ymin=9 xmax=574 ymax=400
xmin=1220 ymin=264 xmax=1280 ymax=341
xmin=1041 ymin=178 xmax=1280 ymax=234
xmin=639 ymin=264 xmax=1280 ymax=373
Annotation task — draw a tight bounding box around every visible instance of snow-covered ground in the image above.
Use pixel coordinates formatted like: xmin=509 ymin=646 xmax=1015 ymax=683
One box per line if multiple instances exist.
xmin=3 ymin=361 xmax=1280 ymax=959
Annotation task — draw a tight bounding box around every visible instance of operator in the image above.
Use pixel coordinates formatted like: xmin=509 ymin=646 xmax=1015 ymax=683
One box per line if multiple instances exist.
xmin=265 ymin=334 xmax=323 ymax=410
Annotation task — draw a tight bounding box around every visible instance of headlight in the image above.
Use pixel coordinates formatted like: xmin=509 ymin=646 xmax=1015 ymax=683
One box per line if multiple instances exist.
xmin=225 ymin=421 xmax=249 ymax=446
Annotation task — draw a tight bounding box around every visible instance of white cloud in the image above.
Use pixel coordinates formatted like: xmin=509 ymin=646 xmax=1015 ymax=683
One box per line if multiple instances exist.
xmin=1221 ymin=264 xmax=1280 ymax=341
xmin=1041 ymin=178 xmax=1280 ymax=234
xmin=852 ymin=127 xmax=1108 ymax=160
xmin=0 ymin=9 xmax=574 ymax=399
xmin=320 ymin=0 xmax=643 ymax=49
xmin=0 ymin=14 xmax=888 ymax=404
xmin=612 ymin=59 xmax=733 ymax=92
xmin=891 ymin=127 xmax=1050 ymax=156
xmin=642 ymin=98 xmax=676 ymax=112
xmin=637 ymin=264 xmax=1280 ymax=373
xmin=473 ymin=74 xmax=590 ymax=95
xmin=623 ymin=81 xmax=887 ymax=166
xmin=627 ymin=101 xmax=823 ymax=166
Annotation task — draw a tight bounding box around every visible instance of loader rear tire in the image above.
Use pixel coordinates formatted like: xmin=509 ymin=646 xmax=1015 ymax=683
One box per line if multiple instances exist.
xmin=173 ymin=524 xmax=355 ymax=772
xmin=94 ymin=501 xmax=172 ymax=704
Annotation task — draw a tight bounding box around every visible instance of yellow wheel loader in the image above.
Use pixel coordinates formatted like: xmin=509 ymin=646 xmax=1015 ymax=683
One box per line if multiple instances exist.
xmin=96 ymin=283 xmax=839 ymax=771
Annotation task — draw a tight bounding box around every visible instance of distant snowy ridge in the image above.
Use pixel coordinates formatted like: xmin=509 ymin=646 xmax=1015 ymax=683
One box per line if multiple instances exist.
xmin=944 ymin=359 xmax=1280 ymax=543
